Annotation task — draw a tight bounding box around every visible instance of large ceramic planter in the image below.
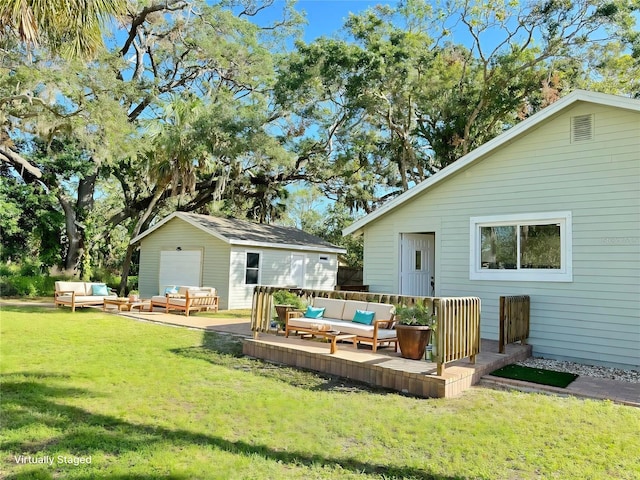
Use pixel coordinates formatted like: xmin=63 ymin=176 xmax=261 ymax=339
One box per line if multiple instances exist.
xmin=275 ymin=304 xmax=296 ymax=329
xmin=396 ymin=325 xmax=432 ymax=360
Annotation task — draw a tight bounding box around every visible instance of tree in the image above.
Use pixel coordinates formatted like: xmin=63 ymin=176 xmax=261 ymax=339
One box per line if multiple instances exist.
xmin=0 ymin=166 xmax=63 ymax=267
xmin=101 ymin=0 xmax=304 ymax=292
xmin=280 ymin=189 xmax=364 ymax=267
xmin=1 ymin=0 xmax=303 ymax=287
xmin=0 ymin=0 xmax=127 ymax=58
xmin=0 ymin=44 xmax=136 ymax=275
xmin=276 ymin=0 xmax=639 ymax=212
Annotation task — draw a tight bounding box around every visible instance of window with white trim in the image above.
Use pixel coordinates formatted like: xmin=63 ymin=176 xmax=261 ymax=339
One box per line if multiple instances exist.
xmin=245 ymin=252 xmax=261 ymax=285
xmin=470 ymin=212 xmax=572 ymax=282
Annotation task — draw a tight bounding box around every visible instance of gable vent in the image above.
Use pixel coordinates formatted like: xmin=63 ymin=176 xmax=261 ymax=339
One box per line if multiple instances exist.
xmin=571 ymin=114 xmax=594 ymax=142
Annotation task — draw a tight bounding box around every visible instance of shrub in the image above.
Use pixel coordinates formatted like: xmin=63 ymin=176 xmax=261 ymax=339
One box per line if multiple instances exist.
xmin=272 ymin=290 xmax=306 ymax=309
xmin=0 ymin=274 xmax=62 ymax=297
xmin=19 ymin=260 xmax=44 ymax=276
xmin=1 ymin=276 xmax=39 ymax=297
xmin=0 ymin=264 xmax=17 ymax=276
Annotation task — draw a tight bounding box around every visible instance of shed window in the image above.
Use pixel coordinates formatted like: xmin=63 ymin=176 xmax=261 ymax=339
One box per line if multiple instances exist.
xmin=245 ymin=252 xmax=260 ymax=285
xmin=470 ymin=212 xmax=572 ymax=282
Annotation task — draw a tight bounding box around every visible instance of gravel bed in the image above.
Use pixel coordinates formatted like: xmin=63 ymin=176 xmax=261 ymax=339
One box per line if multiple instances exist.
xmin=517 ymin=357 xmax=640 ymax=384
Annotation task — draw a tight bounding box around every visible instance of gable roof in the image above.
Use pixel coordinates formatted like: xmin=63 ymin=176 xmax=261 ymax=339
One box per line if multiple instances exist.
xmin=344 ymin=90 xmax=640 ymax=236
xmin=131 ymin=212 xmax=347 ymax=254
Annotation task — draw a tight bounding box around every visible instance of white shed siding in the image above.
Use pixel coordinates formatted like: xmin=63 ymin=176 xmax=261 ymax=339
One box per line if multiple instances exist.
xmin=138 ymin=218 xmax=231 ymax=307
xmin=361 ymin=102 xmax=640 ymax=368
xmin=228 ymin=248 xmax=339 ymax=309
xmin=228 ymin=247 xmax=291 ymax=309
xmin=305 ymin=252 xmax=339 ymax=290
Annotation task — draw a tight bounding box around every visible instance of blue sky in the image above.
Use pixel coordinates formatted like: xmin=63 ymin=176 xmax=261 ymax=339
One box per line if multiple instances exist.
xmin=291 ymin=1 xmax=400 ymax=40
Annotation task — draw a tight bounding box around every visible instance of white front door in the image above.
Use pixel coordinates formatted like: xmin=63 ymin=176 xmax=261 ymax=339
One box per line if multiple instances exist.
xmin=290 ymin=254 xmax=305 ymax=287
xmin=400 ymin=234 xmax=435 ymax=296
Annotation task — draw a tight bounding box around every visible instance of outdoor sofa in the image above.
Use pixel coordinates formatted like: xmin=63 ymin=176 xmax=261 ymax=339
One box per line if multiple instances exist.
xmin=285 ymin=297 xmax=397 ymax=352
xmin=151 ymin=286 xmax=219 ymax=316
xmin=54 ymin=281 xmax=118 ymax=312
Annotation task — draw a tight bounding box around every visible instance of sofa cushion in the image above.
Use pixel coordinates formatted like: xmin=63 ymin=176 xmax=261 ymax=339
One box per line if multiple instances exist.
xmin=55 ymin=281 xmax=87 ymax=295
xmin=56 ymin=295 xmax=116 ymax=304
xmin=288 ymin=317 xmax=334 ymax=330
xmin=164 ymin=286 xmax=178 ymax=295
xmin=188 ymin=287 xmax=216 ymax=297
xmin=352 ymin=310 xmax=375 ymax=325
xmin=365 ymin=302 xmax=395 ymax=321
xmin=152 ymin=295 xmax=168 ymax=304
xmin=312 ymin=297 xmax=345 ymax=319
xmin=304 ymin=306 xmax=325 ymax=319
xmin=176 ymin=286 xmax=198 ymax=295
xmin=168 ymin=297 xmax=188 ymax=307
xmin=91 ymin=283 xmax=109 ymax=296
xmin=342 ymin=300 xmax=369 ymax=321
xmin=333 ymin=321 xmax=396 ymax=339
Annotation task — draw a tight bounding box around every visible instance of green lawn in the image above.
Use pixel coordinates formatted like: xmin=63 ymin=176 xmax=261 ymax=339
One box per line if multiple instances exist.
xmin=1 ymin=306 xmax=639 ymax=479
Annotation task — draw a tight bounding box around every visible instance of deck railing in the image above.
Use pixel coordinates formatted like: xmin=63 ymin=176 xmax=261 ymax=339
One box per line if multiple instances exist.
xmin=499 ymin=295 xmax=530 ymax=353
xmin=434 ymin=297 xmax=481 ymax=375
xmin=251 ymin=286 xmax=481 ymax=375
xmin=250 ymin=286 xmax=436 ymax=332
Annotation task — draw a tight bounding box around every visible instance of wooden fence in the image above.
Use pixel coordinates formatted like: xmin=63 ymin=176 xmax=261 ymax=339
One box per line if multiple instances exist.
xmin=499 ymin=295 xmax=530 ymax=353
xmin=251 ymin=286 xmax=481 ymax=375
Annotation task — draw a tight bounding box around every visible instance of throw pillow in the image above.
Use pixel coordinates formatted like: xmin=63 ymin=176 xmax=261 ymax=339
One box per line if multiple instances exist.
xmin=352 ymin=310 xmax=375 ymax=325
xmin=91 ymin=283 xmax=109 ymax=296
xmin=304 ymin=306 xmax=325 ymax=319
xmin=164 ymin=286 xmax=178 ymax=295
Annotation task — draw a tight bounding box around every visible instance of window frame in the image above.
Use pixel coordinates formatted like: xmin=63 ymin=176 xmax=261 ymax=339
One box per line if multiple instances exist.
xmin=244 ymin=251 xmax=262 ymax=285
xmin=469 ymin=211 xmax=573 ymax=282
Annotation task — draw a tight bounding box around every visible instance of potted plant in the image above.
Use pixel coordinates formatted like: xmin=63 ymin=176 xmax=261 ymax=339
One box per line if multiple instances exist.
xmin=128 ymin=290 xmax=140 ymax=302
xmin=394 ymin=303 xmax=436 ymax=360
xmin=272 ymin=290 xmax=306 ymax=330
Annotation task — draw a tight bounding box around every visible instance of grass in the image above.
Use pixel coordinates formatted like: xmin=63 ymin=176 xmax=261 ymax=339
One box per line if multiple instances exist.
xmin=490 ymin=364 xmax=579 ymax=388
xmin=1 ymin=306 xmax=639 ymax=480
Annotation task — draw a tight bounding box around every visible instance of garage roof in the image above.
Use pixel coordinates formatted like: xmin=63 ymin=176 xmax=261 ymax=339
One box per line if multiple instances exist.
xmin=131 ymin=212 xmax=347 ymax=254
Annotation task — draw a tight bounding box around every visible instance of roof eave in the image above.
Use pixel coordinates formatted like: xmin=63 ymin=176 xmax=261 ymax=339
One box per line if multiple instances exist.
xmin=130 ymin=212 xmax=231 ymax=245
xmin=343 ymin=90 xmax=640 ymax=236
xmin=230 ymin=239 xmax=346 ymax=254
xmin=131 ymin=212 xmax=346 ymax=253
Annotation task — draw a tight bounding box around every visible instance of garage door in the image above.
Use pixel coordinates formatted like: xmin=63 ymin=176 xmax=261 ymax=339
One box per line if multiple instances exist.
xmin=159 ymin=250 xmax=202 ymax=289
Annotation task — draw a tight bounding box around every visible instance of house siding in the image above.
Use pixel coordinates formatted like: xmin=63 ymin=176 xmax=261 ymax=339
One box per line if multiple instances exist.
xmin=138 ymin=218 xmax=231 ymax=307
xmin=361 ymin=101 xmax=640 ymax=368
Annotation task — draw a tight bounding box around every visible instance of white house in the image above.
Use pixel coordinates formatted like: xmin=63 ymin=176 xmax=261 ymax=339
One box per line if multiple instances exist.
xmin=133 ymin=212 xmax=346 ymax=310
xmin=344 ymin=90 xmax=640 ymax=369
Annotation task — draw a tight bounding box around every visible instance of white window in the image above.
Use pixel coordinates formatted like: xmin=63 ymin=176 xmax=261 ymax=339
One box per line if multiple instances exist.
xmin=470 ymin=212 xmax=572 ymax=282
xmin=245 ymin=252 xmax=261 ymax=285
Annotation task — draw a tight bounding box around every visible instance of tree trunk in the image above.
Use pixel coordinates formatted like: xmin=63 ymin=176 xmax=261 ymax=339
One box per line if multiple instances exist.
xmin=58 ymin=172 xmax=97 ymax=277
xmin=118 ymin=243 xmax=136 ymax=296
xmin=58 ymin=195 xmax=82 ymax=274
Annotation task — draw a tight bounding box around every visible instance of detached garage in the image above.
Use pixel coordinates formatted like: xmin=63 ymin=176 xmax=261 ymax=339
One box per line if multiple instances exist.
xmin=132 ymin=212 xmax=346 ymax=310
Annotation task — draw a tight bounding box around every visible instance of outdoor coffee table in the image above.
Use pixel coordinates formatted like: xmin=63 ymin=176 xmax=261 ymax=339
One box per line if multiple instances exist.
xmin=103 ymin=298 xmax=152 ymax=312
xmin=301 ymin=329 xmax=358 ymax=354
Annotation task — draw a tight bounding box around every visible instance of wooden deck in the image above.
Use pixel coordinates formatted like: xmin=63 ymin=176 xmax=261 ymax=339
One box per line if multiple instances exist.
xmin=243 ymin=334 xmax=531 ymax=398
